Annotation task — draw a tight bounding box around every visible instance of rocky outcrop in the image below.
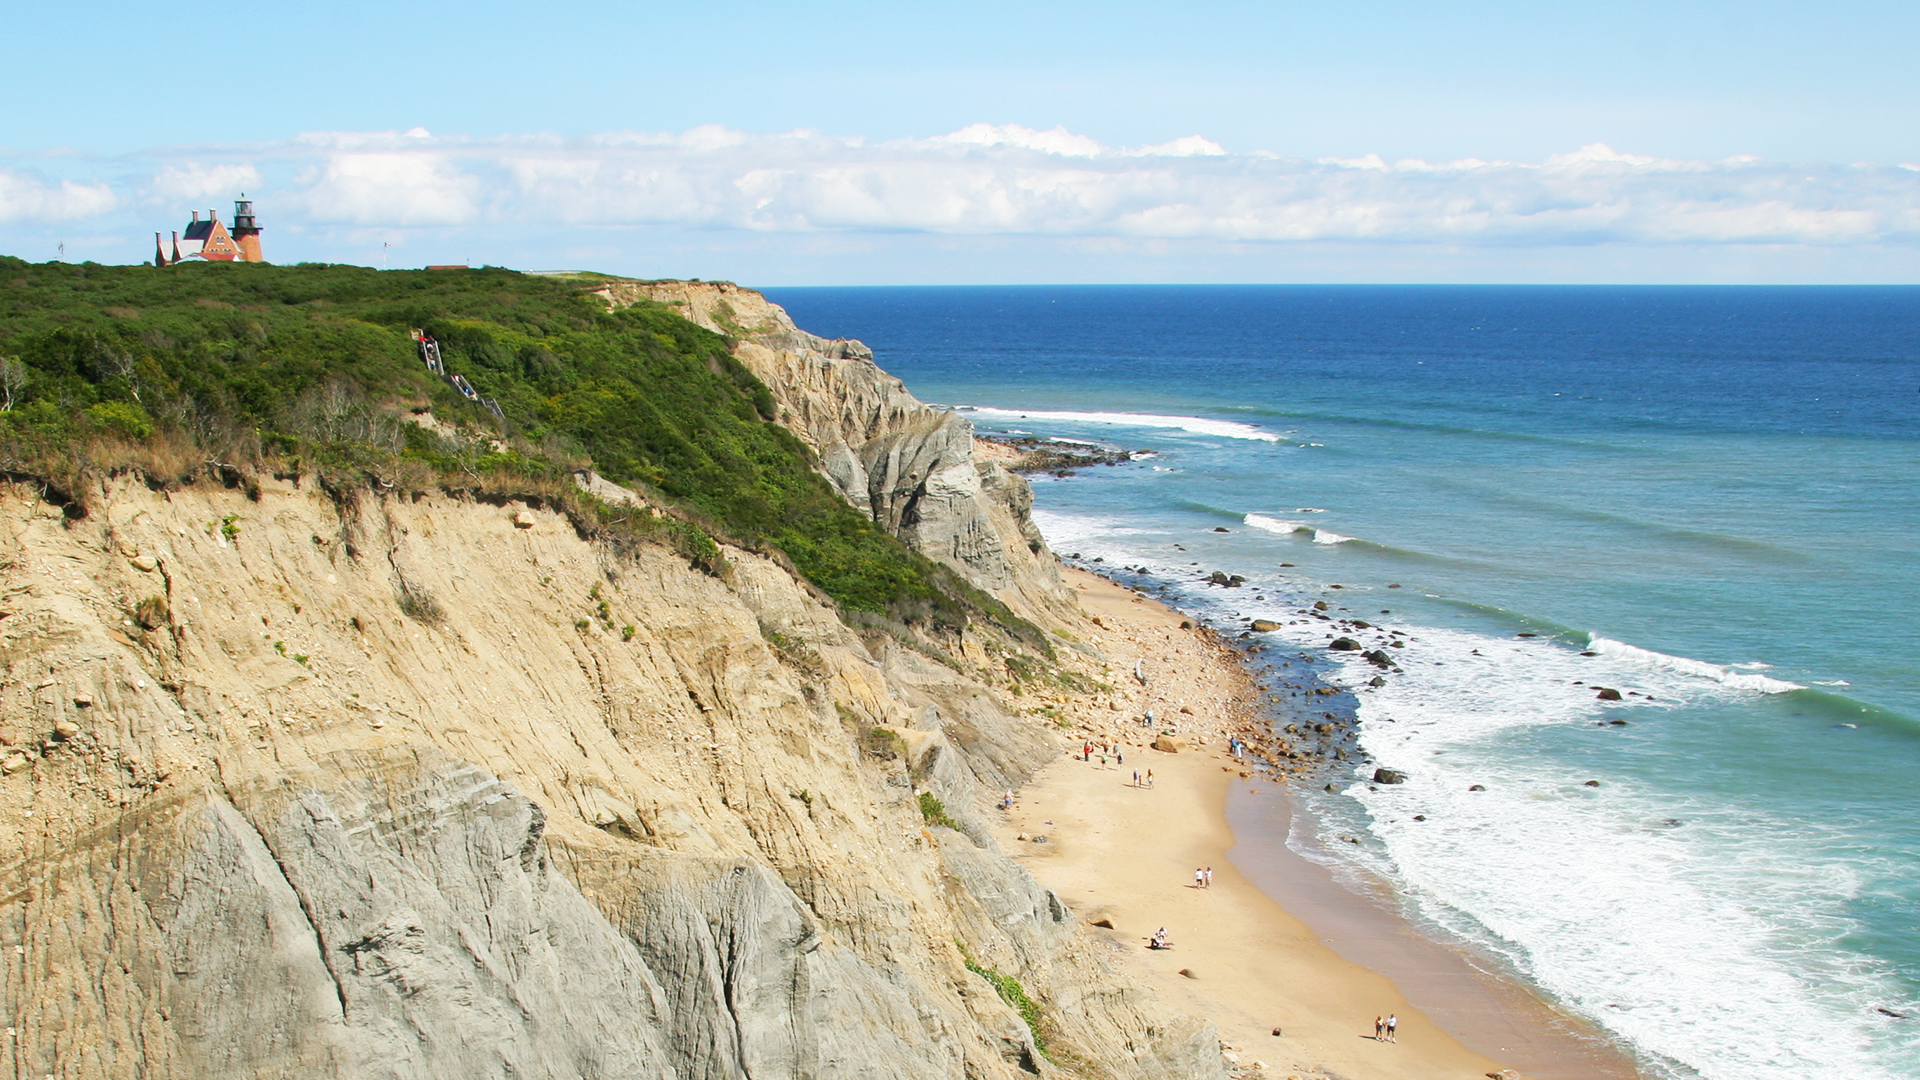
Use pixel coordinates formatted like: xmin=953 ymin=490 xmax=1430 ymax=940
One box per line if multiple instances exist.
xmin=600 ymin=280 xmax=1073 ymax=623
xmin=0 ymin=473 xmax=1220 ymax=1079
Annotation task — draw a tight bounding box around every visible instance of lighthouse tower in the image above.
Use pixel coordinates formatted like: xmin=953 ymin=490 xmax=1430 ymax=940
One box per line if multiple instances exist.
xmin=231 ymin=196 xmax=264 ymax=263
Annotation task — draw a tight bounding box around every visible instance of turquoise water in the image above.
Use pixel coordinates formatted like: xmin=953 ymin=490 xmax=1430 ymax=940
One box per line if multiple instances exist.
xmin=766 ymin=285 xmax=1920 ymax=1080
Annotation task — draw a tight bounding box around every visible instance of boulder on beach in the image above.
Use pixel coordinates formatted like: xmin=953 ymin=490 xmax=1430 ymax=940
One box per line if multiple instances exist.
xmin=1250 ymin=619 xmax=1281 ymax=632
xmin=1208 ymin=571 xmax=1231 ymax=585
xmin=1373 ymin=768 xmax=1408 ymax=785
xmin=1152 ymin=735 xmax=1186 ymax=753
xmin=1313 ymin=600 xmax=1329 ymax=611
xmin=1367 ymin=675 xmax=1387 ymax=687
xmin=1330 ymin=637 xmax=1361 ymax=651
xmin=1363 ymin=649 xmax=1393 ymax=668
xmin=1596 ymin=687 xmax=1623 ymax=700
xmin=1468 ymin=784 xmax=1486 ymax=791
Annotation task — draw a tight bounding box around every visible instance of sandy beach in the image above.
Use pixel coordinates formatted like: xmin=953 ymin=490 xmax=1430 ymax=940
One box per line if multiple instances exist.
xmin=1001 ymin=567 xmax=1642 ymax=1080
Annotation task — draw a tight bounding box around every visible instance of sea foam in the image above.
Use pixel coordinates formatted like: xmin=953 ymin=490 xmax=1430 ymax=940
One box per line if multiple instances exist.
xmin=1320 ymin=625 xmax=1896 ymax=1080
xmin=1245 ymin=513 xmax=1354 ymax=544
xmin=953 ymin=406 xmax=1282 ymax=442
xmin=1028 ymin=514 xmax=1901 ymax=1080
xmin=1585 ymin=635 xmax=1805 ymax=694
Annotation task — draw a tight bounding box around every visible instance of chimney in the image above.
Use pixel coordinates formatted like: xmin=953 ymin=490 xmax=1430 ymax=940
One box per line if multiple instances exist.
xmin=192 ymin=210 xmax=199 ymax=222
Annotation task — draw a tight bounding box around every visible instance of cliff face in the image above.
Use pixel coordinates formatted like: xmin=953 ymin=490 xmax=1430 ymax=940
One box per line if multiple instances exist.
xmin=0 ymin=288 xmax=1223 ymax=1079
xmin=599 ymin=281 xmax=1073 ymax=624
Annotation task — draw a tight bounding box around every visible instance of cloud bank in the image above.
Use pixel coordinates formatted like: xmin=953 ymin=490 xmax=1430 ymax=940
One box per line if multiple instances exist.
xmin=6 ymin=124 xmax=1920 ymax=276
xmin=234 ymin=124 xmax=1918 ymax=246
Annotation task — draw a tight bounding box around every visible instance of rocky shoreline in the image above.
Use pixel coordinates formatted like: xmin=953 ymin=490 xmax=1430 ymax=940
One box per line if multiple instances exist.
xmin=972 ymin=434 xmax=1146 ymax=476
xmin=1058 ymin=557 xmax=1396 ymax=789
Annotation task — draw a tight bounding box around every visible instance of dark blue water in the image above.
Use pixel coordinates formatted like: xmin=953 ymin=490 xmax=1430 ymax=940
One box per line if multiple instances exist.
xmin=767 ymin=285 xmax=1920 ymax=1080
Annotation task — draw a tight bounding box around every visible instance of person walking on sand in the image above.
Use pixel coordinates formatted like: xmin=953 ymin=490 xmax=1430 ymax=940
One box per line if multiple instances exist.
xmin=1374 ymin=1016 xmax=1383 ymax=1041
xmin=1204 ymin=866 xmax=1213 ymax=888
xmin=1195 ymin=867 xmax=1205 ymax=889
xmin=1132 ymin=769 xmax=1141 ymax=787
xmin=1386 ymin=1014 xmax=1397 ymax=1043
xmin=1146 ymin=769 xmax=1154 ymax=788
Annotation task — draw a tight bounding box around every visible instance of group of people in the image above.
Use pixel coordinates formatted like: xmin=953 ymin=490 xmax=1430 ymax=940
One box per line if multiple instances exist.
xmin=1192 ymin=866 xmax=1214 ymax=888
xmin=1080 ymin=741 xmax=1123 ymax=766
xmin=1130 ymin=768 xmax=1155 ymax=788
xmin=1373 ymin=1014 xmax=1398 ymax=1043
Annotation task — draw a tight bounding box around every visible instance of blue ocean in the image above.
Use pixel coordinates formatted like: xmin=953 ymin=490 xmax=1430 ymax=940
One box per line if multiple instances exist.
xmin=766 ymin=285 xmax=1920 ymax=1080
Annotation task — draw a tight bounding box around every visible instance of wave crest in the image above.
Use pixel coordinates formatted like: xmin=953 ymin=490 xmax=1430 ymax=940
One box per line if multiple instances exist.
xmin=954 ymin=406 xmax=1282 ymax=442
xmin=1585 ymin=636 xmax=1805 ymax=694
xmin=1245 ymin=513 xmax=1354 ymax=544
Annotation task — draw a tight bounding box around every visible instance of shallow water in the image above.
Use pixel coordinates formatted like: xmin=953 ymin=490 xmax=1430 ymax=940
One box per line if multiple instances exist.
xmin=767 ymin=284 xmax=1920 ymax=1080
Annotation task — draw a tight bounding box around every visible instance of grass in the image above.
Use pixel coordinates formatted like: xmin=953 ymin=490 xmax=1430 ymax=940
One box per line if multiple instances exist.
xmin=0 ymin=258 xmax=1042 ymax=648
xmin=956 ymin=940 xmax=1050 ymax=1062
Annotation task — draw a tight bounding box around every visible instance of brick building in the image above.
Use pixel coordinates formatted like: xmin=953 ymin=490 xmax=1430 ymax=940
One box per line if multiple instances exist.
xmin=154 ymin=197 xmax=264 ymax=265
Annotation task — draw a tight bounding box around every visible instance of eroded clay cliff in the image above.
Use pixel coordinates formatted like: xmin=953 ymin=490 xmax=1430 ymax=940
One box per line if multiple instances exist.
xmin=599 ymin=281 xmax=1073 ymax=625
xmin=0 ymin=285 xmax=1223 ymax=1079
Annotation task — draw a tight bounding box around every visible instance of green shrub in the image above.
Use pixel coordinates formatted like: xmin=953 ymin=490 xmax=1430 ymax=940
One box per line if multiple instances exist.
xmin=862 ymin=726 xmax=905 ymax=762
xmin=918 ymin=792 xmax=960 ymax=831
xmin=0 ymin=259 xmax=1036 ymax=649
xmin=85 ymin=400 xmax=153 ymax=440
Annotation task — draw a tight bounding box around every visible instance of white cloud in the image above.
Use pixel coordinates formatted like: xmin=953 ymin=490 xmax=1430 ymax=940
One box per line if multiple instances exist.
xmin=927 ymin=123 xmax=1106 ymax=157
xmin=148 ymin=162 xmax=263 ymax=202
xmin=295 ymin=152 xmax=481 ymax=225
xmin=0 ymin=171 xmax=117 ymax=223
xmin=7 ymin=125 xmax=1920 ymax=251
xmin=1136 ymin=135 xmax=1227 ymax=158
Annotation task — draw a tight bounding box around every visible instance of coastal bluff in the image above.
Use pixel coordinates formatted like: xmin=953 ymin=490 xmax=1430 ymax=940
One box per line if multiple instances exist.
xmin=0 ymin=283 xmax=1223 ymax=1078
xmin=597 ymin=280 xmax=1074 ymax=625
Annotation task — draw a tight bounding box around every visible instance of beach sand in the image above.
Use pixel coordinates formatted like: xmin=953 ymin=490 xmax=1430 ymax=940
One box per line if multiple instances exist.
xmin=998 ymin=568 xmax=1641 ymax=1080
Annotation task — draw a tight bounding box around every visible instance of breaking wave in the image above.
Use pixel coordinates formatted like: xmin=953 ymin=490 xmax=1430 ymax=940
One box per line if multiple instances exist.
xmin=1584 ymin=636 xmax=1806 ymax=694
xmin=952 ymin=406 xmax=1282 ymax=442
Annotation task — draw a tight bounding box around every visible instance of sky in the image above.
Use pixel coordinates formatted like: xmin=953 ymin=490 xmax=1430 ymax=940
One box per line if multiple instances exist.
xmin=3 ymin=0 xmax=1917 ymax=283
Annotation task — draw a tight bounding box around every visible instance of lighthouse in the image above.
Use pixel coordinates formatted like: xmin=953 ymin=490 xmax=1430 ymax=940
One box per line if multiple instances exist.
xmin=231 ymin=196 xmax=264 ymax=263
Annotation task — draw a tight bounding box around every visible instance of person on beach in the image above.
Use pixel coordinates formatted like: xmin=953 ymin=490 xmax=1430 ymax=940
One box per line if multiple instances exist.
xmin=1204 ymin=866 xmax=1213 ymax=887
xmin=1195 ymin=867 xmax=1205 ymax=888
xmin=1146 ymin=769 xmax=1154 ymax=788
xmin=1386 ymin=1014 xmax=1397 ymax=1043
xmin=1374 ymin=1016 xmax=1383 ymax=1040
xmin=1132 ymin=769 xmax=1141 ymax=787
xmin=1116 ymin=748 xmax=1123 ymax=765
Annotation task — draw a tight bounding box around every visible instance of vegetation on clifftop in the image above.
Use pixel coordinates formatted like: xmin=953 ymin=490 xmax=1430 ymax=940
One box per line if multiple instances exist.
xmin=0 ymin=258 xmax=1032 ymax=642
